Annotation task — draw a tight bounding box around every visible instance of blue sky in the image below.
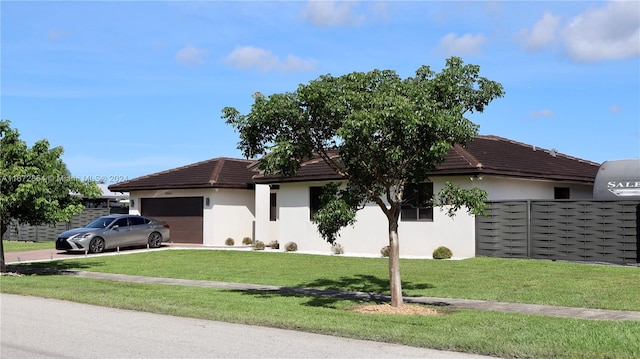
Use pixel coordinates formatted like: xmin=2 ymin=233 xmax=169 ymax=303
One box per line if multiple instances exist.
xmin=2 ymin=1 xmax=639 ymax=184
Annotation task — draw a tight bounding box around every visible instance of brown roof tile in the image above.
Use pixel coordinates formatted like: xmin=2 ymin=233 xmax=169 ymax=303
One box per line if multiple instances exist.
xmin=108 ymin=158 xmax=257 ymax=192
xmin=254 ymin=135 xmax=600 ymax=184
xmin=436 ymin=135 xmax=600 ymax=182
xmin=111 ymin=136 xmax=600 ymax=190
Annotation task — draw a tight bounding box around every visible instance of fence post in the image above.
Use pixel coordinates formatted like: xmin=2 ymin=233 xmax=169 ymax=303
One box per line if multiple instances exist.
xmin=526 ymin=199 xmax=532 ymax=259
xmin=636 ymin=203 xmax=639 ymax=264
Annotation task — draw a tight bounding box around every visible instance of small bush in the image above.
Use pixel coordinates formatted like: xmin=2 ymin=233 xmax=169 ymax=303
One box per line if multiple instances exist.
xmin=331 ymin=242 xmax=344 ymax=255
xmin=268 ymin=240 xmax=279 ymax=249
xmin=284 ymin=241 xmax=298 ymax=252
xmin=254 ymin=240 xmax=265 ymax=250
xmin=433 ymin=246 xmax=453 ymax=259
xmin=225 ymin=238 xmax=235 ymax=246
xmin=242 ymin=237 xmax=254 ymax=245
xmin=380 ymin=245 xmax=390 ymax=257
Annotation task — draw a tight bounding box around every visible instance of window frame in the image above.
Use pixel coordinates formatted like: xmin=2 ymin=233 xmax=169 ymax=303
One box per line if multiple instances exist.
xmin=400 ymin=182 xmax=434 ymax=222
xmin=269 ymin=192 xmax=278 ymax=221
xmin=309 ymin=186 xmax=323 ymax=221
xmin=554 ymin=187 xmax=570 ymax=199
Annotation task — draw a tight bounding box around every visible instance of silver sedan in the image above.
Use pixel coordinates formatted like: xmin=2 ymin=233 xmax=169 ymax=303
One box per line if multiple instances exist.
xmin=56 ymin=214 xmax=170 ymax=253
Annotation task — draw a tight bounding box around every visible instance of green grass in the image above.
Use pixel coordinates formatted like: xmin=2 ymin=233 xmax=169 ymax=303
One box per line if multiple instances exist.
xmin=2 ymin=240 xmax=54 ymax=252
xmin=18 ymin=249 xmax=640 ymax=310
xmin=2 ymin=250 xmax=640 ymax=358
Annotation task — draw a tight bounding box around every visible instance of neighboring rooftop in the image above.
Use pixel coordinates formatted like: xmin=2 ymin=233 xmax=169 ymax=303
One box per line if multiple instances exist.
xmin=108 ymin=157 xmax=257 ymax=192
xmin=97 ymin=183 xmax=128 ymax=199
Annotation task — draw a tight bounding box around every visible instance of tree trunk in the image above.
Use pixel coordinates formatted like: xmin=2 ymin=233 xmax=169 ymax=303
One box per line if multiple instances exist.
xmin=388 ymin=214 xmax=403 ymax=307
xmin=1 ymin=221 xmax=7 ymax=273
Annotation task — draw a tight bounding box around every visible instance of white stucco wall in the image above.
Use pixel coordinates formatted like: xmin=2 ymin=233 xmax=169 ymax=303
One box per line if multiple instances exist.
xmin=254 ymin=184 xmax=270 ymax=245
xmin=466 ymin=176 xmax=594 ymax=200
xmin=127 ymin=174 xmax=594 ymax=256
xmin=210 ymin=189 xmax=255 ymax=245
xmin=261 ymin=175 xmax=594 ymax=258
xmin=254 ymin=184 xmax=280 ymax=246
xmin=273 ymin=180 xmax=476 ymax=258
xmin=127 ymin=188 xmax=254 ymax=246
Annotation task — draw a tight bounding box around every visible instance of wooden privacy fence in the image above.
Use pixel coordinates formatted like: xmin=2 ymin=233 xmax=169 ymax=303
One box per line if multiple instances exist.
xmin=476 ymin=200 xmax=639 ymax=264
xmin=5 ymin=208 xmax=111 ymax=242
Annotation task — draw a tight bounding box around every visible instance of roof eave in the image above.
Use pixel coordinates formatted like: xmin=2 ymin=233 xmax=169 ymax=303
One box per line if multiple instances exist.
xmin=254 ymin=174 xmax=344 ymax=184
xmin=109 ymin=182 xmax=254 ymax=192
xmin=428 ymin=168 xmax=595 ymax=184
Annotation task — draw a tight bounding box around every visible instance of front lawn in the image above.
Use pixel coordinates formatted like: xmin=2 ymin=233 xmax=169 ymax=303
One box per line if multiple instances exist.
xmin=2 ymin=250 xmax=639 ymax=358
xmin=14 ymin=249 xmax=640 ymax=310
xmin=2 ymin=240 xmax=54 ymax=252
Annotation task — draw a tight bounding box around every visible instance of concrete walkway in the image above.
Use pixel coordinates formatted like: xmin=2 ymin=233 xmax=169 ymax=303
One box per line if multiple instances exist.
xmin=5 ymin=246 xmax=640 ymax=321
xmin=62 ymin=270 xmax=640 ymax=321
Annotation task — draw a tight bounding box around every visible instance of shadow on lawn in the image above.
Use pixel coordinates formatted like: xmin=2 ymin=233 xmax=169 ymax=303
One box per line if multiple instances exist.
xmin=7 ymin=260 xmax=106 ymax=275
xmin=298 ymin=274 xmax=434 ymax=293
xmin=238 ymin=274 xmax=436 ymax=309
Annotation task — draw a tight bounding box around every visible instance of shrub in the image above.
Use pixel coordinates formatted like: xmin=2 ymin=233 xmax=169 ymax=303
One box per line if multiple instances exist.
xmin=380 ymin=245 xmax=390 ymax=257
xmin=225 ymin=238 xmax=235 ymax=246
xmin=331 ymin=242 xmax=344 ymax=255
xmin=268 ymin=240 xmax=279 ymax=249
xmin=242 ymin=237 xmax=254 ymax=245
xmin=254 ymin=240 xmax=265 ymax=250
xmin=433 ymin=246 xmax=453 ymax=259
xmin=284 ymin=241 xmax=298 ymax=252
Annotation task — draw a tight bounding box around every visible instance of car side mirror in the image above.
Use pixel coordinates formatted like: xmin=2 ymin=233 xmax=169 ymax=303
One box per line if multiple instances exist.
xmin=111 ymin=225 xmax=119 ymax=230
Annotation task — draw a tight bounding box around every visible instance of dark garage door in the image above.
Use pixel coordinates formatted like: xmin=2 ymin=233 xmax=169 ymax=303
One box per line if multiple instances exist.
xmin=141 ymin=197 xmax=203 ymax=244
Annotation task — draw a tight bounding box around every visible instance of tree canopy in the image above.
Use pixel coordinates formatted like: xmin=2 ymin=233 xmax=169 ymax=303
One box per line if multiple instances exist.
xmin=222 ymin=57 xmax=505 ymax=306
xmin=0 ymin=120 xmax=101 ymax=271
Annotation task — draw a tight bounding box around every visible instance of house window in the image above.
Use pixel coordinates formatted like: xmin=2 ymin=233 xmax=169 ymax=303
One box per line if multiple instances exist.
xmin=309 ymin=186 xmax=323 ymax=220
xmin=554 ymin=187 xmax=570 ymax=199
xmin=401 ymin=183 xmax=434 ymax=222
xmin=269 ymin=193 xmax=278 ymax=221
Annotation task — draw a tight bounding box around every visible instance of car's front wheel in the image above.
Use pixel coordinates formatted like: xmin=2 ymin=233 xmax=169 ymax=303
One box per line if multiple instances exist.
xmin=89 ymin=237 xmax=105 ymax=253
xmin=148 ymin=232 xmax=163 ymax=248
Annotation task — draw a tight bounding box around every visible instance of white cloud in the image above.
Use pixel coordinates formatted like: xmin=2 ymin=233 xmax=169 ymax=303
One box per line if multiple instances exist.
xmin=483 ymin=1 xmax=503 ymax=15
xmin=610 ymin=105 xmax=622 ymax=114
xmin=48 ymin=30 xmax=68 ymax=40
xmin=280 ymin=54 xmax=318 ymax=73
xmin=224 ymin=46 xmax=317 ymax=73
xmin=530 ymin=109 xmax=555 ymax=118
xmin=436 ymin=33 xmax=486 ymax=56
xmin=302 ymin=1 xmax=365 ymax=27
xmin=370 ymin=1 xmax=390 ymax=22
xmin=225 ymin=46 xmax=278 ymax=72
xmin=562 ymin=0 xmax=640 ymax=62
xmin=175 ymin=45 xmax=208 ymax=66
xmin=516 ymin=12 xmax=560 ymax=51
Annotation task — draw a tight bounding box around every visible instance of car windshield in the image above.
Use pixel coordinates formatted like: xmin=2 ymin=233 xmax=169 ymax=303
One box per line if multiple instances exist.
xmin=85 ymin=217 xmax=116 ymax=228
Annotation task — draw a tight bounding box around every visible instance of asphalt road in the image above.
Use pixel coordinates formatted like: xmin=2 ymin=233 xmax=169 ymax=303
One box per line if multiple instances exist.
xmin=1 ymin=294 xmax=493 ymax=359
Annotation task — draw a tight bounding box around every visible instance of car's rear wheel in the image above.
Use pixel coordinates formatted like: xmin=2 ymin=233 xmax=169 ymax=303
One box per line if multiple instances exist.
xmin=89 ymin=237 xmax=105 ymax=253
xmin=148 ymin=232 xmax=163 ymax=248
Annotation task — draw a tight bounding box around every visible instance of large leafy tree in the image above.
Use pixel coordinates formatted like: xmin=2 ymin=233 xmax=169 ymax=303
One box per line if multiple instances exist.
xmin=222 ymin=57 xmax=504 ymax=306
xmin=0 ymin=120 xmax=101 ymax=272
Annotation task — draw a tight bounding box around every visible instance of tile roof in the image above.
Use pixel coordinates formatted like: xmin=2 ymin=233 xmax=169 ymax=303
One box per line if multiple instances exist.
xmin=109 ymin=135 xmax=601 ymax=191
xmin=435 ymin=135 xmax=600 ymax=182
xmin=254 ymin=135 xmax=600 ymax=184
xmin=108 ymin=157 xmax=257 ymax=192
